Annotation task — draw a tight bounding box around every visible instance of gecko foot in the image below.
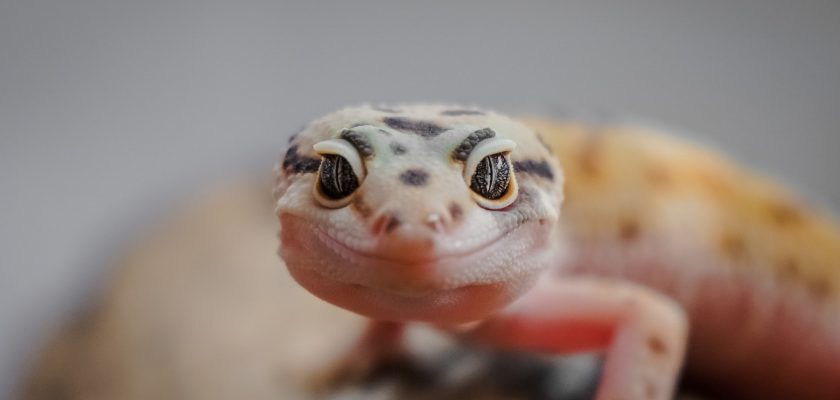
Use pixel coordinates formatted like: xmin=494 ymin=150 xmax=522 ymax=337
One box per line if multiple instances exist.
xmin=307 ymin=321 xmax=414 ymax=393
xmin=308 ymin=346 xmax=415 ymax=392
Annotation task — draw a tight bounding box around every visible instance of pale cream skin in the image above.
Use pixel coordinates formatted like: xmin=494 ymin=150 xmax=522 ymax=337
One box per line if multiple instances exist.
xmin=275 ymin=105 xmax=840 ymax=399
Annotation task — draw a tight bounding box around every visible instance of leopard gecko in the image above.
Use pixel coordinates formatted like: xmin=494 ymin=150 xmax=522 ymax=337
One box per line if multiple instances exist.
xmin=272 ymin=104 xmax=840 ymax=399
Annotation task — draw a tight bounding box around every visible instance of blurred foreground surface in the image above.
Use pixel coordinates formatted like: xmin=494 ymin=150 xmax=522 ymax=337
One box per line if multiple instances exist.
xmin=22 ymin=183 xmax=605 ymax=400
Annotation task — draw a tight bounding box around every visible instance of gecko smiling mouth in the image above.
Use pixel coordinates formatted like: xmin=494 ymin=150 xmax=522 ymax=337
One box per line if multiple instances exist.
xmin=282 ymin=214 xmax=552 ymax=294
xmin=312 ymin=221 xmax=526 ymax=267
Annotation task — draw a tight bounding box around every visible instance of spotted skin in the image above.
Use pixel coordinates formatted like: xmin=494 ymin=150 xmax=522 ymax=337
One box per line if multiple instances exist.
xmin=399 ymin=169 xmax=429 ymax=187
xmin=382 ymin=116 xmax=448 ymax=138
xmin=274 ymin=105 xmax=840 ymax=400
xmin=529 ymin=119 xmax=840 ymax=398
xmin=389 ymin=141 xmax=407 ymax=155
xmin=281 ymin=145 xmax=320 ymax=174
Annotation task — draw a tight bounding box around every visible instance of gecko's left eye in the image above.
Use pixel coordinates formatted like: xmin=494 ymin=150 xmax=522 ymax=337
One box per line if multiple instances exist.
xmin=463 ymin=139 xmax=518 ymax=210
xmin=312 ymin=139 xmax=366 ymax=208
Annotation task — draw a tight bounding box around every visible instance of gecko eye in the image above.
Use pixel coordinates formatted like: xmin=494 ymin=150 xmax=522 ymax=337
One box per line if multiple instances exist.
xmin=312 ymin=139 xmax=366 ymax=208
xmin=470 ymin=154 xmax=510 ymax=200
xmin=319 ymin=155 xmax=359 ymax=199
xmin=463 ymin=139 xmax=518 ymax=209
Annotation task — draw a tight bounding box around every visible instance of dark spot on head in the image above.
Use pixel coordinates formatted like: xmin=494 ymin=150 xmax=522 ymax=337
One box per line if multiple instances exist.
xmin=340 ymin=129 xmax=375 ymax=158
xmin=720 ymin=233 xmax=747 ymax=261
xmin=513 ymin=160 xmax=555 ymax=181
xmin=385 ymin=216 xmax=402 ymax=233
xmin=372 ymin=106 xmax=400 ymax=113
xmin=383 ymin=117 xmax=447 ymax=138
xmin=440 ymin=109 xmax=485 ymax=116
xmin=399 ymin=169 xmax=429 ymax=186
xmin=452 ymin=128 xmax=496 ymax=161
xmin=282 ymin=145 xmax=321 ymax=174
xmin=389 ymin=142 xmax=407 ymax=155
xmin=449 ymin=202 xmax=463 ymax=221
xmin=647 ymin=335 xmax=668 ymax=355
xmin=619 ymin=219 xmax=641 ymax=242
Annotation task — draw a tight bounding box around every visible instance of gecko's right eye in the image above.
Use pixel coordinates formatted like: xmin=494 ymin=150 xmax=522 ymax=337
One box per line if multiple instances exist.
xmin=312 ymin=139 xmax=366 ymax=208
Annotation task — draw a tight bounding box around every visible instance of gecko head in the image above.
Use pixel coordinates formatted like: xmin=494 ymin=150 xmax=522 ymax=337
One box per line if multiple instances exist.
xmin=274 ymin=105 xmax=564 ymax=325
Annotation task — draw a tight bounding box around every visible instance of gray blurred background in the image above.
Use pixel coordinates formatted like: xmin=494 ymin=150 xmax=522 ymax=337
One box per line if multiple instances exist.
xmin=1 ymin=0 xmax=838 ymax=398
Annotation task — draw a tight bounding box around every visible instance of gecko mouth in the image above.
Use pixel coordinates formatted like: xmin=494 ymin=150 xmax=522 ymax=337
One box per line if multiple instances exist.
xmin=279 ymin=213 xmax=554 ymax=323
xmin=312 ymin=220 xmax=522 ymax=266
xmin=314 ymin=222 xmax=528 ymax=297
xmin=281 ymin=213 xmax=552 ymax=294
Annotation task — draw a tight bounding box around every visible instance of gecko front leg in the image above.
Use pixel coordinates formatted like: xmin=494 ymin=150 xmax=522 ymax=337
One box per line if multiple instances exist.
xmin=312 ymin=320 xmax=406 ymax=390
xmin=466 ymin=277 xmax=688 ymax=400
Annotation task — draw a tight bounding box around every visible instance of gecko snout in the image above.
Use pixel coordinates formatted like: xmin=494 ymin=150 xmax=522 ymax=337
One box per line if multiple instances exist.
xmin=369 ymin=204 xmax=458 ymax=237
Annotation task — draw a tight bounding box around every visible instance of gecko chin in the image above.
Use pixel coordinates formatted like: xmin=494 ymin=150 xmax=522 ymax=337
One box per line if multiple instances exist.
xmin=279 ymin=213 xmax=555 ymax=325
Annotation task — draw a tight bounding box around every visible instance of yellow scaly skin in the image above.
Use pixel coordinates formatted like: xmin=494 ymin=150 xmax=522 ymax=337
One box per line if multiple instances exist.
xmin=530 ymin=119 xmax=840 ymax=398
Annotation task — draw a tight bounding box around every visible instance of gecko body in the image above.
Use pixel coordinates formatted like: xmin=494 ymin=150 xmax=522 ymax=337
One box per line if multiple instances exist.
xmin=273 ymin=105 xmax=840 ymax=399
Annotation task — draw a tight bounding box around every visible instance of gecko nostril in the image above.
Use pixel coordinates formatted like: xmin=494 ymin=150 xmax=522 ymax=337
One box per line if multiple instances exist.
xmin=425 ymin=213 xmax=444 ymax=232
xmin=371 ymin=212 xmax=401 ymax=236
xmin=448 ymin=202 xmax=464 ymax=223
xmin=425 ymin=209 xmax=455 ymax=233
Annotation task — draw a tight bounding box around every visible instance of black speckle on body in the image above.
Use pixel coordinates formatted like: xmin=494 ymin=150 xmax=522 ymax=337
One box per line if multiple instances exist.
xmin=513 ymin=160 xmax=554 ymax=181
xmin=452 ymin=128 xmax=496 ymax=161
xmin=399 ymin=169 xmax=429 ymax=186
xmin=440 ymin=109 xmax=485 ymax=116
xmin=383 ymin=117 xmax=447 ymax=138
xmin=390 ymin=142 xmax=408 ymax=155
xmin=340 ymin=129 xmax=375 ymax=158
xmin=282 ymin=145 xmax=321 ymax=174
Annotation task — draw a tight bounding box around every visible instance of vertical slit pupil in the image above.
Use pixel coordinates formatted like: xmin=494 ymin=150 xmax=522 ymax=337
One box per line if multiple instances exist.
xmin=470 ymin=153 xmax=510 ymax=200
xmin=319 ymin=155 xmax=359 ymax=199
